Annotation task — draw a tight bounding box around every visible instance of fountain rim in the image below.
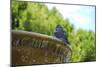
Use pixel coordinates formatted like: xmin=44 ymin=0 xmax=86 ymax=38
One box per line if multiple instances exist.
xmin=12 ymin=30 xmax=72 ymax=56
xmin=12 ymin=30 xmax=66 ymax=45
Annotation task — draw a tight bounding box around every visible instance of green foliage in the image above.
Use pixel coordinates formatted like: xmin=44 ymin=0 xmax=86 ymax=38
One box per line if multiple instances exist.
xmin=11 ymin=0 xmax=96 ymax=62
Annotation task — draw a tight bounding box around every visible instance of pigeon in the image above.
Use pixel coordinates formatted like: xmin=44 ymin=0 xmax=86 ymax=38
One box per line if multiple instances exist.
xmin=54 ymin=25 xmax=69 ymax=47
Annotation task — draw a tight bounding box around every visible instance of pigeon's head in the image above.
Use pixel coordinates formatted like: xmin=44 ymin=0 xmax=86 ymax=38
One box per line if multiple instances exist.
xmin=56 ymin=24 xmax=63 ymax=31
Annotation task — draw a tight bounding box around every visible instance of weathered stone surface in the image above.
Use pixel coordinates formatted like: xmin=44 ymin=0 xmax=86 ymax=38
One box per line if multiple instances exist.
xmin=12 ymin=30 xmax=72 ymax=65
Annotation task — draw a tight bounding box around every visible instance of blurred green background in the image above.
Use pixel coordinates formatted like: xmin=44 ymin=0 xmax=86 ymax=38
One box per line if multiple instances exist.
xmin=11 ymin=0 xmax=96 ymax=62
